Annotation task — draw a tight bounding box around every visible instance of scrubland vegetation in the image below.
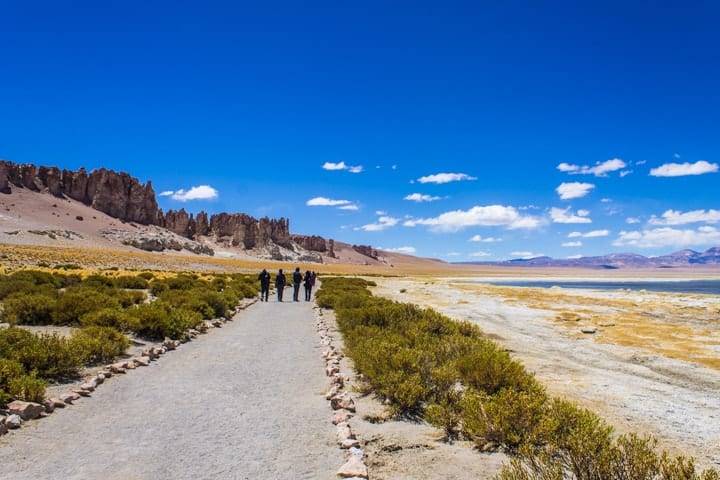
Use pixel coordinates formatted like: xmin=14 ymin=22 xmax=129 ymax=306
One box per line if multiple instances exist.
xmin=316 ymin=276 xmax=719 ymax=480
xmin=0 ymin=268 xmax=258 ymax=405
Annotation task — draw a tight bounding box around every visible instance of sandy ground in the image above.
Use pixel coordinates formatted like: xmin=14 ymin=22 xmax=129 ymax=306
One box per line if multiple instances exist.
xmin=0 ymin=298 xmax=339 ymax=480
xmin=371 ymin=277 xmax=720 ymax=471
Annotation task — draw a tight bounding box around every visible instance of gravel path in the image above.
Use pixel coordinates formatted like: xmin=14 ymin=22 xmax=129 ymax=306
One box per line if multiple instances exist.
xmin=0 ymin=298 xmax=339 ymax=480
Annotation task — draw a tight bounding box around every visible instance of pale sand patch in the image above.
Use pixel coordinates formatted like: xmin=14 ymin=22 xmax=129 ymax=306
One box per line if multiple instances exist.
xmin=371 ymin=276 xmax=720 ymax=471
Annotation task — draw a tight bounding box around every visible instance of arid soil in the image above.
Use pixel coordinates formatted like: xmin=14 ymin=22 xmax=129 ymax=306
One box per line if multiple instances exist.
xmin=371 ymin=277 xmax=720 ymax=471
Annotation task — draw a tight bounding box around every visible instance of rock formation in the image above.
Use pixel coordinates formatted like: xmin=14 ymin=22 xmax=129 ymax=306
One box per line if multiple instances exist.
xmin=1 ymin=161 xmax=159 ymax=224
xmin=352 ymin=244 xmax=378 ymax=260
xmin=291 ymin=235 xmax=327 ymax=252
xmin=161 ymin=210 xmax=292 ymax=250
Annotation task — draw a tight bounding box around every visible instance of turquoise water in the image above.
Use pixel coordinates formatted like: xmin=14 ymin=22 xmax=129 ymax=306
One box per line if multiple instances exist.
xmin=475 ymin=280 xmax=720 ymax=295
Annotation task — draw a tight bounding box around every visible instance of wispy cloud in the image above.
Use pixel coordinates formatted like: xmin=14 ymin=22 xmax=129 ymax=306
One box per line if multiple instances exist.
xmin=511 ymin=251 xmax=544 ymax=259
xmin=384 ymin=246 xmax=416 ymax=254
xmin=648 ymin=209 xmax=720 ymax=225
xmin=306 ymin=196 xmax=358 ymax=211
xmin=469 ymin=235 xmax=502 ymax=243
xmin=470 ymin=251 xmax=492 ymax=257
xmin=404 ymin=193 xmax=442 ymax=202
xmin=403 ymin=205 xmax=542 ymax=232
xmin=358 ymin=215 xmax=399 ymax=232
xmin=557 ymin=158 xmax=627 ymax=177
xmin=649 ymin=160 xmax=718 ymax=177
xmin=556 ymin=182 xmax=595 ymax=200
xmin=626 ymin=217 xmax=641 ymax=224
xmin=322 ymin=161 xmax=363 ymax=173
xmin=613 ymin=226 xmax=720 ymax=248
xmin=550 ymin=207 xmax=592 ymax=224
xmin=159 ymin=185 xmax=219 ymax=202
xmin=562 ymin=241 xmax=582 ymax=247
xmin=417 ymin=172 xmax=477 ymax=184
xmin=568 ymin=229 xmax=609 ymax=238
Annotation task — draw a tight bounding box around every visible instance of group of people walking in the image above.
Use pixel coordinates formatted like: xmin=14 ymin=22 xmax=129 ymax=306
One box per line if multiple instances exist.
xmin=257 ymin=267 xmax=316 ymax=302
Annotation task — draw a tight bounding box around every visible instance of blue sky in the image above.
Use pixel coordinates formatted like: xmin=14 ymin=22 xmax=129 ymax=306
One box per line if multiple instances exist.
xmin=2 ymin=1 xmax=720 ymax=261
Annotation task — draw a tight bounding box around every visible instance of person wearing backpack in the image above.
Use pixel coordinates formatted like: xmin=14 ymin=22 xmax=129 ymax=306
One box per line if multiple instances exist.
xmin=303 ymin=270 xmax=315 ymax=301
xmin=258 ymin=268 xmax=271 ymax=301
xmin=275 ymin=268 xmax=287 ymax=302
xmin=292 ymin=267 xmax=303 ymax=301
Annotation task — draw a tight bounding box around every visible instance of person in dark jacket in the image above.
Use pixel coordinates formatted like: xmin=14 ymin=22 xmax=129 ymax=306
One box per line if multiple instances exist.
xmin=257 ymin=268 xmax=271 ymax=301
xmin=275 ymin=269 xmax=286 ymax=302
xmin=303 ymin=270 xmax=315 ymax=301
xmin=292 ymin=267 xmax=303 ymax=301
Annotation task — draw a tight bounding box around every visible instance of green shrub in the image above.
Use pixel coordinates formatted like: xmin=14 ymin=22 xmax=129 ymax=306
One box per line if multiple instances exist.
xmin=0 ymin=327 xmax=82 ymax=381
xmin=0 ymin=359 xmax=46 ymax=404
xmin=114 ymin=275 xmax=149 ymax=289
xmin=128 ymin=301 xmax=196 ymax=340
xmin=82 ymin=274 xmax=116 ymax=288
xmin=53 ymin=288 xmax=121 ymax=325
xmin=0 ymin=292 xmax=57 ymax=325
xmin=70 ymin=326 xmax=130 ymax=365
xmin=115 ymin=289 xmax=147 ymax=308
xmin=462 ymin=384 xmax=551 ymax=451
xmin=137 ymin=272 xmax=155 ymax=280
xmin=455 ymin=341 xmax=535 ymax=395
xmin=80 ymin=308 xmax=137 ymax=331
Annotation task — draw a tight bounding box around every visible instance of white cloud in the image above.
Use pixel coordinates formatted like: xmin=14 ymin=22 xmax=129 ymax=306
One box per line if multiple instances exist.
xmin=557 ymin=158 xmax=627 ymax=177
xmin=385 ymin=246 xmax=417 ymax=254
xmin=306 ymin=197 xmax=352 ymax=207
xmin=511 ymin=251 xmax=544 ymax=259
xmin=470 ymin=251 xmax=492 ymax=257
xmin=469 ymin=235 xmax=501 ymax=243
xmin=322 ymin=161 xmax=363 ymax=173
xmin=567 ymin=229 xmax=609 ymax=238
xmin=404 ymin=193 xmax=441 ymax=202
xmin=164 ymin=185 xmax=219 ymax=202
xmin=567 ymin=254 xmax=583 ymax=259
xmin=601 ymin=198 xmax=612 ymax=203
xmin=417 ymin=172 xmax=477 ymax=184
xmin=562 ymin=241 xmax=582 ymax=247
xmin=649 ymin=160 xmax=718 ymax=177
xmin=673 ymin=154 xmax=681 ymax=159
xmin=339 ymin=204 xmax=359 ymax=211
xmin=550 ymin=207 xmax=592 ymax=224
xmin=358 ymin=215 xmax=399 ymax=232
xmin=649 ymin=209 xmax=720 ymax=226
xmin=403 ymin=205 xmax=542 ymax=232
xmin=626 ymin=217 xmax=641 ymax=224
xmin=613 ymin=226 xmax=720 ymax=248
xmin=620 ymin=170 xmax=632 ymax=177
xmin=556 ymin=182 xmax=595 ymax=200
xmin=159 ymin=190 xmax=174 ymax=197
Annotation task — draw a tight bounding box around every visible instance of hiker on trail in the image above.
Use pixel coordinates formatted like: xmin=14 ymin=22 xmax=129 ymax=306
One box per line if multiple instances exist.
xmin=303 ymin=270 xmax=315 ymax=301
xmin=257 ymin=268 xmax=271 ymax=302
xmin=275 ymin=269 xmax=287 ymax=302
xmin=292 ymin=267 xmax=303 ymax=302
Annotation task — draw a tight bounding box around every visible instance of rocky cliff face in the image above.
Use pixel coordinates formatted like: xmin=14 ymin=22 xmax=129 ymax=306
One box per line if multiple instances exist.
xmin=160 ymin=209 xmax=292 ymax=250
xmin=352 ymin=244 xmax=378 ymax=259
xmin=1 ymin=161 xmax=159 ymax=224
xmin=291 ymin=235 xmax=327 ymax=252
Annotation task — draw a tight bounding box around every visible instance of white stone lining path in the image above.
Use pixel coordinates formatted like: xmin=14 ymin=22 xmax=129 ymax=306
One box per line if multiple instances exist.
xmin=315 ymin=306 xmax=370 ymax=479
xmin=0 ymin=295 xmax=345 ymax=480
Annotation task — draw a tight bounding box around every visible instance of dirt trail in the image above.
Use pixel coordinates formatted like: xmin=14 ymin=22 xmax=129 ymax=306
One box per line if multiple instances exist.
xmin=0 ymin=299 xmax=338 ymax=480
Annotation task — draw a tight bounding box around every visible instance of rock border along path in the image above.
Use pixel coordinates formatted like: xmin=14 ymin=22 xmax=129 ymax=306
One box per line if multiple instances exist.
xmin=0 ymin=297 xmax=342 ymax=480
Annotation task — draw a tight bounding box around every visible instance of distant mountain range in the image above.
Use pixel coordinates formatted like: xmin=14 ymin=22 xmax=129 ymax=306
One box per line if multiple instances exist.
xmin=458 ymin=247 xmax=720 ymax=269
